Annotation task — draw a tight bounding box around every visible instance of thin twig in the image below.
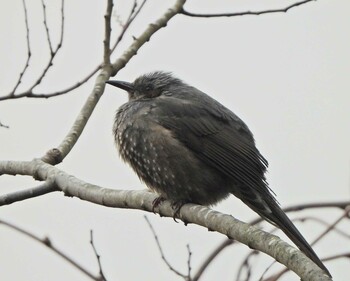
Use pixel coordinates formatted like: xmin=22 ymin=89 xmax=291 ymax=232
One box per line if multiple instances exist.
xmin=250 ymin=201 xmax=350 ymax=225
xmin=2 ymin=0 xmax=66 ymax=100
xmin=236 ymin=250 xmax=259 ymax=281
xmin=259 ymin=261 xmax=279 ymax=281
xmin=27 ymin=0 xmax=65 ymax=93
xmin=1 ymin=0 xmax=100 ymax=101
xmin=144 ymin=216 xmax=189 ymax=279
xmin=295 ymin=216 xmax=350 ymax=239
xmin=41 ymin=0 xmax=53 ymax=53
xmin=311 ymin=206 xmax=350 ymax=245
xmin=90 ymin=230 xmax=107 ymax=281
xmin=186 ymin=244 xmax=192 ymax=280
xmin=9 ymin=0 xmax=31 ymax=96
xmin=110 ymin=1 xmax=137 ymax=53
xmin=192 ymin=239 xmax=234 ymax=281
xmin=0 ymin=64 xmax=102 ymax=101
xmin=181 ymin=0 xmax=315 ymax=18
xmin=0 ymin=219 xmax=99 ymax=280
xmin=110 ymin=0 xmax=148 ymax=53
xmin=323 ymin=252 xmax=350 ymax=262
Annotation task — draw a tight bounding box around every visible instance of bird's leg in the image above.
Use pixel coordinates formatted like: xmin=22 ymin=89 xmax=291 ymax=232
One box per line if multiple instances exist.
xmin=171 ymin=201 xmax=187 ymax=222
xmin=152 ymin=196 xmax=166 ymax=213
xmin=152 ymin=197 xmax=186 ymax=222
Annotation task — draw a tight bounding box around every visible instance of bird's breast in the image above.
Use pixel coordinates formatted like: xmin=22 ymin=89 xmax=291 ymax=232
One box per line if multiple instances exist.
xmin=114 ymin=103 xmax=179 ymax=192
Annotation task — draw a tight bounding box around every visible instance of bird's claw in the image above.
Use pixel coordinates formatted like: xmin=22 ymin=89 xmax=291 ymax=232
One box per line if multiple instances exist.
xmin=152 ymin=196 xmax=166 ymax=213
xmin=171 ymin=201 xmax=186 ymax=222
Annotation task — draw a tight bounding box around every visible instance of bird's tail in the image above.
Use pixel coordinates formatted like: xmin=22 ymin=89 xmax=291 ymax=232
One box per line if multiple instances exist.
xmin=239 ymin=192 xmax=331 ymax=277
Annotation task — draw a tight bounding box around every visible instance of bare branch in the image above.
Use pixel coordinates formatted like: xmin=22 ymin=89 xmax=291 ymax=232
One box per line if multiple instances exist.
xmin=144 ymin=215 xmax=189 ymax=279
xmin=2 ymin=0 xmax=65 ymax=101
xmin=250 ymin=201 xmax=350 ymax=225
xmin=311 ymin=206 xmax=350 ymax=245
xmin=0 ymin=218 xmax=100 ymax=280
xmin=9 ymin=0 xmax=31 ymax=96
xmin=0 ymin=181 xmax=58 ymax=206
xmin=0 ymin=158 xmax=332 ymax=280
xmin=193 ymin=239 xmax=234 ymax=281
xmin=186 ymin=244 xmax=192 ymax=280
xmin=103 ymin=0 xmax=113 ymax=64
xmin=323 ymin=252 xmax=350 ymax=262
xmin=236 ymin=250 xmax=258 ymax=281
xmin=2 ymin=0 xmax=315 ymax=101
xmin=0 ymin=0 xmax=157 ymax=101
xmin=90 ymin=230 xmax=107 ymax=281
xmin=0 ymin=64 xmax=102 ymax=101
xmin=193 ymin=201 xmax=350 ymax=280
xmin=56 ymin=0 xmax=186 ymax=160
xmin=265 ymin=250 xmax=350 ymax=281
xmin=181 ymin=0 xmax=315 ymax=18
xmin=111 ymin=0 xmax=186 ymax=76
xmin=296 ymin=216 xmax=350 ymax=239
xmin=27 ymin=0 xmax=65 ymax=93
xmin=258 ymin=210 xmax=350 ymax=280
xmin=53 ymin=68 xmax=110 ymax=160
xmin=110 ymin=0 xmax=148 ymax=53
xmin=41 ymin=0 xmax=53 ymax=54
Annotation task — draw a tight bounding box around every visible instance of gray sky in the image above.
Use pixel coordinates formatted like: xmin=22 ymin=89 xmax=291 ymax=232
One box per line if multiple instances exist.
xmin=1 ymin=0 xmax=349 ymax=280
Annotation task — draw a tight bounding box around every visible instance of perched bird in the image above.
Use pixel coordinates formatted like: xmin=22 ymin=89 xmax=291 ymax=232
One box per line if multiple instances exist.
xmin=106 ymin=71 xmax=330 ymax=276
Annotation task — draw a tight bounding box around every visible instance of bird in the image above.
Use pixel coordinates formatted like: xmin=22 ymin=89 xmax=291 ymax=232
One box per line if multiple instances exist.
xmin=106 ymin=71 xmax=330 ymax=276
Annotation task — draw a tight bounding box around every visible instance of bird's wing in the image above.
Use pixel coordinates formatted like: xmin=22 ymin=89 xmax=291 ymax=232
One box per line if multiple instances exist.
xmin=151 ymin=94 xmax=270 ymax=196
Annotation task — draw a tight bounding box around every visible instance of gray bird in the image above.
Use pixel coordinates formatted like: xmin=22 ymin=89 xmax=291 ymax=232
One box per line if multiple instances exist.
xmin=106 ymin=71 xmax=330 ymax=276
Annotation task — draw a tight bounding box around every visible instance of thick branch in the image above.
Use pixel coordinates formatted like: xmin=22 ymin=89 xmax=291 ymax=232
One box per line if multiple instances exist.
xmin=0 ymin=181 xmax=58 ymax=206
xmin=103 ymin=0 xmax=113 ymax=64
xmin=54 ymin=68 xmax=111 ymax=160
xmin=0 ymin=159 xmax=332 ymax=281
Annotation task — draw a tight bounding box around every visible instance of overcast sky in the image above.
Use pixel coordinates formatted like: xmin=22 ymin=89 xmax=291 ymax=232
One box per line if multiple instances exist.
xmin=1 ymin=1 xmax=349 ymax=280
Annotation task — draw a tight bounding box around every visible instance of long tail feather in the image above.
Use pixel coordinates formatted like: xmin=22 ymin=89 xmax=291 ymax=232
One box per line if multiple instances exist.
xmin=238 ymin=190 xmax=331 ymax=277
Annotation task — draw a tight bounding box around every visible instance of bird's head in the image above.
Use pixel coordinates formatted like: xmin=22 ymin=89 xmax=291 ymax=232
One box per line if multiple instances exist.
xmin=106 ymin=71 xmax=184 ymax=101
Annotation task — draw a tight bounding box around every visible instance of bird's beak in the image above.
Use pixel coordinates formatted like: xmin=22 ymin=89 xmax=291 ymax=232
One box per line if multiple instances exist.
xmin=106 ymin=80 xmax=134 ymax=92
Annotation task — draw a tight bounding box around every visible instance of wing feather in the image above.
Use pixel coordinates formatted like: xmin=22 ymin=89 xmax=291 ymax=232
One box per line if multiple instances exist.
xmin=152 ymin=95 xmax=269 ymax=194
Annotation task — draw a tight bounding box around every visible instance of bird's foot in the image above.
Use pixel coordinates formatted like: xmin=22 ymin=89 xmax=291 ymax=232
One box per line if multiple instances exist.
xmin=171 ymin=201 xmax=187 ymax=222
xmin=152 ymin=197 xmax=187 ymax=223
xmin=152 ymin=196 xmax=166 ymax=213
